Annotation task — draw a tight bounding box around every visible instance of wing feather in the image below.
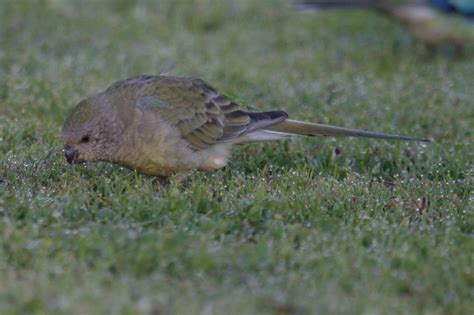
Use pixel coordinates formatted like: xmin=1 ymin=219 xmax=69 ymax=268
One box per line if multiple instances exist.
xmin=110 ymin=75 xmax=288 ymax=150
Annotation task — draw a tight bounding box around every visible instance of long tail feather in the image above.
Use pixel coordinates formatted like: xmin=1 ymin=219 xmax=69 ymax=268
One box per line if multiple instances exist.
xmin=234 ymin=130 xmax=290 ymax=144
xmin=266 ymin=119 xmax=431 ymax=142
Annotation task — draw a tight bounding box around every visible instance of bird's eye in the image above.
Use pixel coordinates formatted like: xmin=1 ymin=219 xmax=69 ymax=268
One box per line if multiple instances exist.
xmin=81 ymin=135 xmax=90 ymax=143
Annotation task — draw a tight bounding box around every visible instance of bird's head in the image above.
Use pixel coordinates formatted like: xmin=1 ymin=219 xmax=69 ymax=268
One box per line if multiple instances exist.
xmin=60 ymin=95 xmax=123 ymax=164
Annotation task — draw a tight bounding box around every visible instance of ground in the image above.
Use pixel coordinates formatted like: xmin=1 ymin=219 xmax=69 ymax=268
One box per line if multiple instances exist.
xmin=0 ymin=1 xmax=473 ymax=314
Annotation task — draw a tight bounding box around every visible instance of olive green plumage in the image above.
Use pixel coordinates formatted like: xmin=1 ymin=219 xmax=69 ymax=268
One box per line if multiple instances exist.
xmin=61 ymin=75 xmax=429 ymax=177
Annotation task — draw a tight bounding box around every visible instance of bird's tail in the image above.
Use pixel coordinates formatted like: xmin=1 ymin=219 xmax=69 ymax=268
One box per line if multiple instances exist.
xmin=264 ymin=119 xmax=431 ymax=142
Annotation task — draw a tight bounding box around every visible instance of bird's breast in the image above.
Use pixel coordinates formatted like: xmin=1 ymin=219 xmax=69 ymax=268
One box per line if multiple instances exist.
xmin=114 ymin=109 xmax=194 ymax=176
xmin=113 ymin=107 xmax=234 ymax=176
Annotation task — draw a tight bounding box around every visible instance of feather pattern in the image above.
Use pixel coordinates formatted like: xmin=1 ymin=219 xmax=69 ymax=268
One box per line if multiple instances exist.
xmin=108 ymin=75 xmax=288 ymax=150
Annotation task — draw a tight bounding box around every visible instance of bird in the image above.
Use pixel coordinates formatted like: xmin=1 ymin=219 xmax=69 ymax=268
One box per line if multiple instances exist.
xmin=296 ymin=0 xmax=474 ymax=54
xmin=60 ymin=75 xmax=430 ymax=177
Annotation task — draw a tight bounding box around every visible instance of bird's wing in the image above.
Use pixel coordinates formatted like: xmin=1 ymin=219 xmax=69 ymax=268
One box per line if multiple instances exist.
xmin=114 ymin=75 xmax=287 ymax=150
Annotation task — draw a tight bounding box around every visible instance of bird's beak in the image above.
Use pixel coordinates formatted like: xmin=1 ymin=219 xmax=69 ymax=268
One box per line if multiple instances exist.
xmin=64 ymin=144 xmax=79 ymax=164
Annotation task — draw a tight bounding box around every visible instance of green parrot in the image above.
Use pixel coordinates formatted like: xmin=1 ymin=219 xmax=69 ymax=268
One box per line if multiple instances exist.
xmin=61 ymin=75 xmax=430 ymax=177
xmin=297 ymin=0 xmax=474 ymax=54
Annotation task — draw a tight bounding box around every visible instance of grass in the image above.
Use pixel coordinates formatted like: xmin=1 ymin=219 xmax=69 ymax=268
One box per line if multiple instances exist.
xmin=0 ymin=0 xmax=473 ymax=314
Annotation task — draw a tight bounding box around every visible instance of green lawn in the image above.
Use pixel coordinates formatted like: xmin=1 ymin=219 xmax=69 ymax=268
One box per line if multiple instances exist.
xmin=0 ymin=1 xmax=473 ymax=314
